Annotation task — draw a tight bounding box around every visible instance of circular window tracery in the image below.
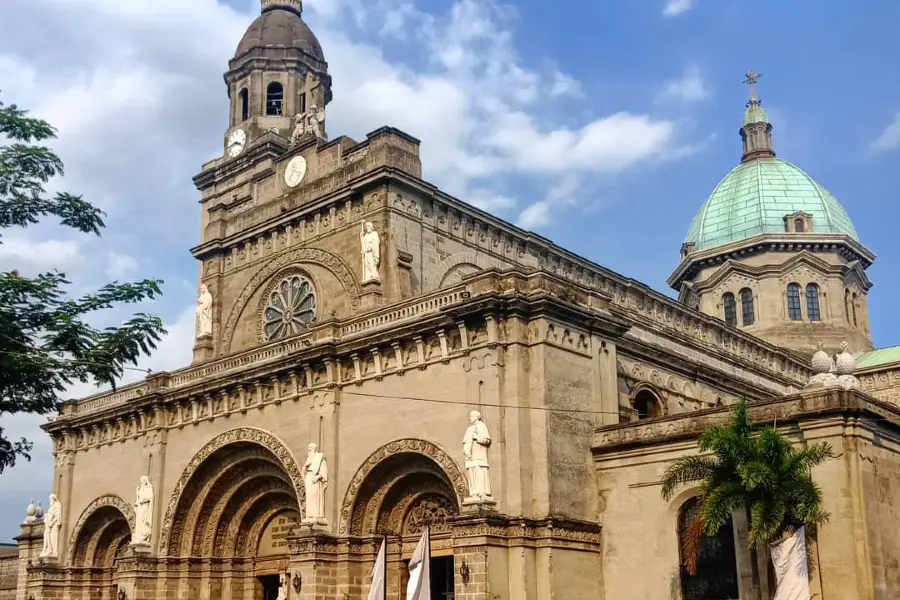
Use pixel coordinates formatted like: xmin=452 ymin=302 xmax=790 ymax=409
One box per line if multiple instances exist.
xmin=263 ymin=275 xmax=316 ymax=341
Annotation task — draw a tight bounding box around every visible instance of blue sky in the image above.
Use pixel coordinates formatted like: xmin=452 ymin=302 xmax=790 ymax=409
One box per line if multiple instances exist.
xmin=0 ymin=0 xmax=898 ymax=540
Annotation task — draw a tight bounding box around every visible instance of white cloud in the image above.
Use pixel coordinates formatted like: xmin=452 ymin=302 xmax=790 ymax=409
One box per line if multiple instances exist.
xmin=663 ymin=0 xmax=694 ymax=17
xmin=0 ymin=236 xmax=84 ymax=274
xmin=870 ymin=112 xmax=900 ymax=153
xmin=105 ymin=252 xmax=139 ymax=280
xmin=517 ymin=174 xmax=583 ymax=229
xmin=658 ymin=64 xmax=709 ymax=103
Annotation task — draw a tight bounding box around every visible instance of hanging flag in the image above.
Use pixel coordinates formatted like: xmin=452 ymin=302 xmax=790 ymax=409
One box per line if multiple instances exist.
xmin=366 ymin=537 xmax=387 ymax=600
xmin=770 ymin=527 xmax=811 ymax=600
xmin=405 ymin=527 xmax=431 ymax=600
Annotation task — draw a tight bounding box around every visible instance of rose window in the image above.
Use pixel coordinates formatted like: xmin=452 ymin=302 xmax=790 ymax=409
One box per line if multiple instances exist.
xmin=263 ymin=275 xmax=316 ymax=341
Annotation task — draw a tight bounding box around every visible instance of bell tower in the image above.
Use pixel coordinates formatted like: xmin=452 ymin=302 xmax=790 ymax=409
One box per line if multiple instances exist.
xmin=223 ymin=0 xmax=332 ymax=159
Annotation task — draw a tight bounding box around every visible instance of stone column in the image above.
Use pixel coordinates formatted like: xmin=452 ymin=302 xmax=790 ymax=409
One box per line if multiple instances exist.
xmin=287 ymin=528 xmax=341 ymax=600
xmin=13 ymin=522 xmax=42 ymax=600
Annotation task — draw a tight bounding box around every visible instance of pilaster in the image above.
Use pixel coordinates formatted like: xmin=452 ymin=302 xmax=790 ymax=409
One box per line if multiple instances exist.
xmin=14 ymin=523 xmax=42 ymax=600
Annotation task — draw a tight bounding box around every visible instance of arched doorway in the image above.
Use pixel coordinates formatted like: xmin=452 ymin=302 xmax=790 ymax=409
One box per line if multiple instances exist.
xmin=69 ymin=498 xmax=133 ymax=600
xmin=161 ymin=429 xmax=304 ymax=600
xmin=677 ymin=497 xmax=740 ymax=599
xmin=345 ymin=442 xmax=466 ymax=600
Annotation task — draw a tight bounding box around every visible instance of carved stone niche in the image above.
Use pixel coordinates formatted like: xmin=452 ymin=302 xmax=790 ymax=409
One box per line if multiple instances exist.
xmin=403 ymin=494 xmax=455 ymax=535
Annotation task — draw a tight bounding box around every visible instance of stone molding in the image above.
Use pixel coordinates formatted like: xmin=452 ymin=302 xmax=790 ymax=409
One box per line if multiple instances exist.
xmin=593 ymin=389 xmax=900 ymax=451
xmin=338 ymin=438 xmax=468 ymax=535
xmin=65 ymin=495 xmax=134 ymax=566
xmin=449 ymin=514 xmax=603 ymax=550
xmin=158 ymin=427 xmax=304 ymax=555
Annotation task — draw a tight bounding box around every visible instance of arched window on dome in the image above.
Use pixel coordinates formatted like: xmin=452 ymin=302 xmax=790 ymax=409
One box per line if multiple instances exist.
xmin=794 ymin=218 xmax=806 ymax=232
xmin=677 ymin=497 xmax=740 ymax=600
xmin=266 ymin=82 xmax=284 ymax=116
xmin=844 ymin=289 xmax=851 ymax=322
xmin=787 ymin=283 xmax=802 ymax=321
xmin=722 ymin=293 xmax=737 ymax=327
xmin=633 ymin=389 xmax=663 ymax=420
xmin=239 ymin=88 xmax=249 ymax=122
xmin=852 ymin=293 xmax=859 ymax=327
xmin=806 ymin=284 xmax=821 ymax=321
xmin=739 ymin=288 xmax=754 ymax=326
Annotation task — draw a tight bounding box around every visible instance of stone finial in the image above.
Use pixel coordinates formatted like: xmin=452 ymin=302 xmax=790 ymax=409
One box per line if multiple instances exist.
xmin=24 ymin=499 xmax=37 ymax=524
xmin=835 ymin=341 xmax=861 ymax=390
xmin=835 ymin=341 xmax=855 ymax=375
xmin=805 ymin=341 xmax=838 ymax=390
xmin=35 ymin=502 xmax=44 ymax=520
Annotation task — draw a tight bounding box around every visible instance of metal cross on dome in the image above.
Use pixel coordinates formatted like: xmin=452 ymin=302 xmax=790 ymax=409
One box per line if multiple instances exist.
xmin=743 ymin=70 xmax=761 ymax=99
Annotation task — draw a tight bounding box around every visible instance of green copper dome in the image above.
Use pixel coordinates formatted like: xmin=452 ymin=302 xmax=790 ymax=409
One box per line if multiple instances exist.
xmin=685 ymin=157 xmax=859 ymax=251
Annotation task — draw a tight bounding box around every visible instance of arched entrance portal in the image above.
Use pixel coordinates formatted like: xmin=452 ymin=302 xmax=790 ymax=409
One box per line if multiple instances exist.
xmin=162 ymin=429 xmax=304 ymax=600
xmin=346 ymin=442 xmax=465 ymax=600
xmin=69 ymin=497 xmax=134 ymax=600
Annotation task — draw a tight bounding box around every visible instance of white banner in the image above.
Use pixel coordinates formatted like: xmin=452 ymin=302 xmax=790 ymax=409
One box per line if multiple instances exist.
xmin=366 ymin=538 xmax=387 ymax=600
xmin=405 ymin=528 xmax=431 ymax=600
xmin=770 ymin=527 xmax=810 ymax=600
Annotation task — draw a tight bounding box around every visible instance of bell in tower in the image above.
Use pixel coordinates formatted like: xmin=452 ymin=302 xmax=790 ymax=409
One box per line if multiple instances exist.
xmin=223 ymin=0 xmax=332 ymax=159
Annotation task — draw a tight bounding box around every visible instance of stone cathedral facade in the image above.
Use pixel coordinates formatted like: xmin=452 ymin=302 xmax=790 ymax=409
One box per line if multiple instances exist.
xmin=6 ymin=3 xmax=900 ymax=600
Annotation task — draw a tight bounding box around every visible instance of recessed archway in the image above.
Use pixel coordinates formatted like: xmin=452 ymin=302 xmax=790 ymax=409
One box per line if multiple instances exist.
xmin=339 ymin=439 xmax=467 ymax=537
xmin=159 ymin=428 xmax=304 ymax=557
xmin=71 ymin=503 xmax=132 ymax=568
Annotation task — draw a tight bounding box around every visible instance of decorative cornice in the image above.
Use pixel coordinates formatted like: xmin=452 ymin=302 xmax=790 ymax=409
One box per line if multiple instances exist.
xmin=593 ymin=389 xmax=900 ymax=452
xmin=669 ymin=232 xmax=876 ymax=290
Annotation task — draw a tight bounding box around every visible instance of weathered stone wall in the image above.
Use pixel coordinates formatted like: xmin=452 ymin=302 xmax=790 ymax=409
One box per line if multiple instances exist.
xmin=859 ymin=437 xmax=900 ymax=597
xmin=594 ymin=392 xmax=900 ymax=600
xmin=690 ymin=247 xmax=873 ymax=356
xmin=859 ymin=365 xmax=900 ymax=406
xmin=0 ymin=549 xmax=17 ymax=600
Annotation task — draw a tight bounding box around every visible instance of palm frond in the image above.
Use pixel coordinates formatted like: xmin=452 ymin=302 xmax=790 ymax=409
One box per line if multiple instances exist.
xmin=681 ymin=509 xmax=705 ymax=576
xmin=660 ymin=456 xmax=719 ymax=500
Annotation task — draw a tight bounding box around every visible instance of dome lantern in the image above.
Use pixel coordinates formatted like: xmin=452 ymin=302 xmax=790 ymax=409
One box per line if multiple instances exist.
xmin=740 ymin=71 xmax=775 ymax=162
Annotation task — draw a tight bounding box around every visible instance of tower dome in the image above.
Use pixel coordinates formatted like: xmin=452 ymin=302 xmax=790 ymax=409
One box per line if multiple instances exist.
xmin=684 ymin=70 xmax=857 ymax=252
xmin=684 ymin=158 xmax=858 ymax=252
xmin=234 ymin=0 xmax=325 ymax=63
xmin=669 ymin=71 xmax=876 ymax=358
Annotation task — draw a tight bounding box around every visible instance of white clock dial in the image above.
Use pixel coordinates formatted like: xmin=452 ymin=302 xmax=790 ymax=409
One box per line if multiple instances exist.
xmin=284 ymin=155 xmax=307 ymax=188
xmin=226 ymin=129 xmax=246 ymax=158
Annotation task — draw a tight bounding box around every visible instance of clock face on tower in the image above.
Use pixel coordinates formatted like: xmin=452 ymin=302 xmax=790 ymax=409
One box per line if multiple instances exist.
xmin=226 ymin=128 xmax=246 ymax=158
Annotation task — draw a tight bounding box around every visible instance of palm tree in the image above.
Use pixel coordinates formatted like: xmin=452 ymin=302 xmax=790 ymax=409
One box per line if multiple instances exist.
xmin=660 ymin=398 xmax=833 ymax=576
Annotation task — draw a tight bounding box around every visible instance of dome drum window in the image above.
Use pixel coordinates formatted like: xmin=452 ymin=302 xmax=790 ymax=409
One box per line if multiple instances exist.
xmin=263 ymin=274 xmax=317 ymax=341
xmin=786 ymin=283 xmax=803 ymax=321
xmin=784 ymin=211 xmax=813 ymax=234
xmin=722 ymin=293 xmax=737 ymax=327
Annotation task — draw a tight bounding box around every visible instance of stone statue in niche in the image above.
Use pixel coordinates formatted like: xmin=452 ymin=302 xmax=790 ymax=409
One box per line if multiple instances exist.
xmin=40 ymin=494 xmax=62 ymax=559
xmin=303 ymin=443 xmax=328 ymax=524
xmin=196 ymin=284 xmax=213 ymax=338
xmin=360 ymin=221 xmax=381 ymax=284
xmin=132 ymin=475 xmax=154 ymax=545
xmin=289 ymin=113 xmax=305 ymax=147
xmin=462 ymin=410 xmax=493 ymax=503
